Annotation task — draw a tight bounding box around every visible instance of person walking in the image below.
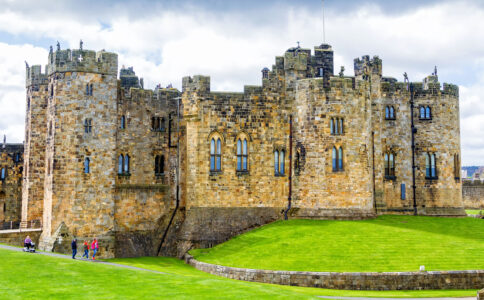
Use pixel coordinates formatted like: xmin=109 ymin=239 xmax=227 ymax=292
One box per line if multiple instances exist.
xmin=82 ymin=241 xmax=89 ymax=259
xmin=71 ymin=238 xmax=77 ymax=259
xmin=91 ymin=239 xmax=98 ymax=260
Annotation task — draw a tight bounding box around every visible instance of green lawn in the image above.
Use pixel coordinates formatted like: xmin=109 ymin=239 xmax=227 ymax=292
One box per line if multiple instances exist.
xmin=466 ymin=209 xmax=483 ymax=215
xmin=190 ymin=215 xmax=484 ymax=272
xmin=0 ymin=247 xmax=477 ymax=298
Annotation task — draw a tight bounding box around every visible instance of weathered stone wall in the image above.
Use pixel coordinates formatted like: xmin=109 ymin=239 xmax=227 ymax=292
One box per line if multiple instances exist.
xmin=463 ymin=181 xmax=484 ymax=208
xmin=40 ymin=50 xmax=119 ymax=257
xmin=0 ymin=229 xmax=41 ymax=246
xmin=186 ymin=254 xmax=484 ymax=290
xmin=21 ymin=64 xmax=48 ymax=224
xmin=0 ymin=144 xmax=23 ymax=224
xmin=292 ymin=76 xmax=374 ymax=217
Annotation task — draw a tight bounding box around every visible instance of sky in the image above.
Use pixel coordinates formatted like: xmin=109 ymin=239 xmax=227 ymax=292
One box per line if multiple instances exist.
xmin=0 ymin=0 xmax=482 ymax=165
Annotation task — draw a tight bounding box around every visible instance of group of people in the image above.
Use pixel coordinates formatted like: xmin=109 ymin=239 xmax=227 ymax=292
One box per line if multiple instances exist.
xmin=23 ymin=236 xmax=99 ymax=259
xmin=71 ymin=238 xmax=99 ymax=260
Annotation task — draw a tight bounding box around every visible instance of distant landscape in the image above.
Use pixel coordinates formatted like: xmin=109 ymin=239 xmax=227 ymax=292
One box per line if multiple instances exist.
xmin=462 ymin=166 xmax=482 ymax=178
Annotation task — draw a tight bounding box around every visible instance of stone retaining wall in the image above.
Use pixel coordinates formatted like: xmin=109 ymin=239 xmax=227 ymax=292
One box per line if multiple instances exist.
xmin=0 ymin=229 xmax=41 ymax=247
xmin=463 ymin=181 xmax=484 ymax=209
xmin=185 ymin=254 xmax=484 ymax=290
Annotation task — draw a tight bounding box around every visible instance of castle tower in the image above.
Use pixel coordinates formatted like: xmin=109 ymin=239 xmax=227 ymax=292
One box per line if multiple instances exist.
xmin=21 ymin=64 xmax=48 ymax=226
xmin=39 ymin=45 xmax=119 ymax=255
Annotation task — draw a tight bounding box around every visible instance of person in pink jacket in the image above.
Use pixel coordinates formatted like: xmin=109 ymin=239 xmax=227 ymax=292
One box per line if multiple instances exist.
xmin=91 ymin=239 xmax=98 ymax=260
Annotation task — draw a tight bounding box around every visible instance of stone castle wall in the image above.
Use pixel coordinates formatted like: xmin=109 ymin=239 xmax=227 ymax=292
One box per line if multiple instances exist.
xmin=0 ymin=144 xmax=23 ymax=224
xmin=21 ymin=65 xmax=48 ymax=224
xmin=10 ymin=43 xmax=465 ymax=258
xmin=462 ymin=181 xmax=484 ymax=209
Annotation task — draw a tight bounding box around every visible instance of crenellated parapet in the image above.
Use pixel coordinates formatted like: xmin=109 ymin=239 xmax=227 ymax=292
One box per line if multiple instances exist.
xmin=182 ymin=75 xmax=210 ymax=94
xmin=46 ymin=49 xmax=118 ymax=76
xmin=354 ymin=55 xmax=382 ymax=79
xmin=25 ymin=65 xmax=48 ymax=88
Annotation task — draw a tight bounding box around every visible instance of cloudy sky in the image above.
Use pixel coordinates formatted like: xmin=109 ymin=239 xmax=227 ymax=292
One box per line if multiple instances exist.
xmin=0 ymin=0 xmax=483 ymax=165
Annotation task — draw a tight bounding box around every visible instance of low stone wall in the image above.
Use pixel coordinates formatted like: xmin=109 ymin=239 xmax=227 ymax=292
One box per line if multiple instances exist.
xmin=0 ymin=229 xmax=41 ymax=247
xmin=185 ymin=254 xmax=484 ymax=290
xmin=463 ymin=181 xmax=484 ymax=209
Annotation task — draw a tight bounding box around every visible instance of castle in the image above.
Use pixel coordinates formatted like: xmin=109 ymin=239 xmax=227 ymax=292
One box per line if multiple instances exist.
xmin=0 ymin=41 xmax=464 ymax=258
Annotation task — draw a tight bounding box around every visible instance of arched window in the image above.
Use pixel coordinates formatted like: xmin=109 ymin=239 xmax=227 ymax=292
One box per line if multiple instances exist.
xmin=124 ymin=154 xmax=130 ymax=173
xmin=155 ymin=155 xmax=164 ymax=175
xmin=332 ymin=147 xmax=337 ymax=171
xmin=274 ymin=150 xmax=279 ymax=175
xmin=389 ymin=153 xmax=395 ymax=176
xmin=236 ymin=138 xmax=248 ymax=171
xmin=339 ymin=118 xmax=344 ymax=135
xmin=384 ymin=153 xmax=389 ymax=176
xmin=118 ymin=155 xmax=124 ymax=174
xmin=334 ymin=118 xmax=339 ymax=135
xmin=338 ymin=147 xmax=343 ymax=170
xmin=425 ymin=152 xmax=437 ymax=179
xmin=210 ymin=137 xmax=222 ymax=172
xmin=420 ymin=107 xmax=425 ymax=119
xmin=84 ymin=157 xmax=90 ymax=174
xmin=120 ymin=116 xmax=126 ymax=129
xmin=84 ymin=119 xmax=92 ymax=133
xmin=160 ymin=155 xmax=164 ymax=174
xmin=332 ymin=146 xmax=343 ymax=172
xmin=390 ymin=106 xmax=395 ymax=119
xmin=425 ymin=106 xmax=431 ymax=119
xmin=85 ymin=84 xmax=89 ymax=96
xmin=89 ymin=84 xmax=93 ymax=96
xmin=155 ymin=155 xmax=160 ymax=174
xmin=280 ymin=150 xmax=285 ymax=175
xmin=216 ymin=139 xmax=221 ymax=171
xmin=330 ymin=118 xmax=334 ymax=134
xmin=385 ymin=106 xmax=390 ymax=119
xmin=385 ymin=152 xmax=395 ymax=177
xmin=0 ymin=167 xmax=6 ymax=180
xmin=425 ymin=153 xmax=430 ymax=177
xmin=430 ymin=153 xmax=436 ymax=178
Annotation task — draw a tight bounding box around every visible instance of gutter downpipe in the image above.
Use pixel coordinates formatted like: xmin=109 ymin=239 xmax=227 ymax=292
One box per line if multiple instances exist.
xmin=284 ymin=115 xmax=293 ymax=220
xmin=157 ymin=96 xmax=181 ymax=255
xmin=410 ymin=83 xmax=418 ymax=216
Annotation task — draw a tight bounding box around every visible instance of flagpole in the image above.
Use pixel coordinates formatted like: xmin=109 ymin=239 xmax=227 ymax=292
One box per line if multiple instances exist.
xmin=322 ymin=0 xmax=326 ymax=43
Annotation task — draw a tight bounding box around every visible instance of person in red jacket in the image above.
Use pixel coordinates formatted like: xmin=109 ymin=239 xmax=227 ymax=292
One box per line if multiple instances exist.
xmin=91 ymin=239 xmax=98 ymax=260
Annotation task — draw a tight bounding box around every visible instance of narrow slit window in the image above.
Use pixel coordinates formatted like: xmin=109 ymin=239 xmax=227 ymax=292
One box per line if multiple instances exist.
xmin=420 ymin=107 xmax=425 ymax=119
xmin=84 ymin=157 xmax=90 ymax=174
xmin=332 ymin=147 xmax=337 ymax=171
xmin=338 ymin=147 xmax=343 ymax=170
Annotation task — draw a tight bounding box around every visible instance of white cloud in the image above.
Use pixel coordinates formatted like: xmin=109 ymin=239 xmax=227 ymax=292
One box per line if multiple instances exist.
xmin=0 ymin=1 xmax=482 ymax=164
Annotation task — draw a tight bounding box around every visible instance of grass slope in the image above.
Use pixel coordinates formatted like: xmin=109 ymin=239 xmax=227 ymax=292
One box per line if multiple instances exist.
xmin=0 ymin=247 xmax=477 ymax=299
xmin=190 ymin=215 xmax=484 ymax=272
xmin=466 ymin=209 xmax=483 ymax=215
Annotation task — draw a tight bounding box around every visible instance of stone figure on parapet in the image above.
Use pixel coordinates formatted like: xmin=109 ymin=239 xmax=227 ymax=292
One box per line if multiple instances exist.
xmin=80 ymin=39 xmax=83 ymax=51
xmin=56 ymin=41 xmax=60 ymax=51
xmin=49 ymin=45 xmax=53 ymax=54
xmin=24 ymin=61 xmax=29 ymax=69
xmin=2 ymin=135 xmax=6 ymax=148
xmin=433 ymin=66 xmax=437 ymax=76
xmin=403 ymin=72 xmax=408 ymax=83
xmin=339 ymin=66 xmax=345 ymax=77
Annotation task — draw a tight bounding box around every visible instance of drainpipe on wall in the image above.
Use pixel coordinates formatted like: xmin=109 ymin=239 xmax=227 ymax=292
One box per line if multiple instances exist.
xmin=284 ymin=115 xmax=293 ymax=220
xmin=410 ymin=84 xmax=418 ymax=216
xmin=372 ymin=131 xmax=377 ymax=214
xmin=157 ymin=96 xmax=181 ymax=255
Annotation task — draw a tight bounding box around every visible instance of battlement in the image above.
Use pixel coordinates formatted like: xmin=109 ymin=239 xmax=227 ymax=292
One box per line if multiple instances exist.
xmin=182 ymin=75 xmax=210 ymax=93
xmin=284 ymin=47 xmax=311 ymax=71
xmin=25 ymin=64 xmax=48 ymax=88
xmin=380 ymin=80 xmax=459 ymax=98
xmin=354 ymin=55 xmax=382 ymax=78
xmin=46 ymin=49 xmax=118 ymax=76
